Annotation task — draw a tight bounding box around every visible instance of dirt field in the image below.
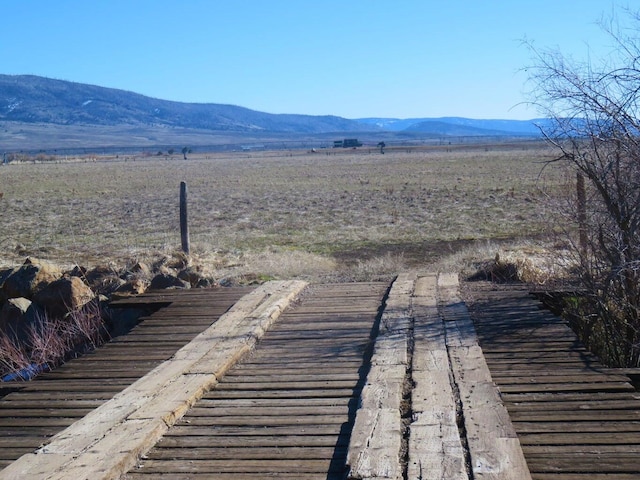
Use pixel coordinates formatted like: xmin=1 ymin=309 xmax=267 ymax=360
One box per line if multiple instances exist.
xmin=0 ymin=142 xmax=569 ymax=282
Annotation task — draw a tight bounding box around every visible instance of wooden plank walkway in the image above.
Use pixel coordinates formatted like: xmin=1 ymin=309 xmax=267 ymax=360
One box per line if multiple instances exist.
xmin=124 ymin=282 xmax=389 ymax=479
xmin=461 ymin=281 xmax=640 ymax=480
xmin=3 ymin=274 xmax=640 ymax=479
xmin=0 ymin=287 xmax=252 ymax=469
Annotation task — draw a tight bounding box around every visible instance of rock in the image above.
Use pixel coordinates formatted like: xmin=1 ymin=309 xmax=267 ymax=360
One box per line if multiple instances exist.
xmin=85 ymin=265 xmax=116 ymax=287
xmin=149 ymin=272 xmax=191 ymax=290
xmin=154 ymin=264 xmax=177 ymax=278
xmin=177 ymin=266 xmax=205 ymax=287
xmin=119 ymin=262 xmax=151 ymax=287
xmin=177 ymin=266 xmax=217 ymax=288
xmin=1 ymin=297 xmax=32 ymax=328
xmin=84 ymin=265 xmax=123 ymax=296
xmin=196 ymin=277 xmax=217 ymax=288
xmin=0 ymin=267 xmax=17 ymax=303
xmin=0 ymin=297 xmax=44 ymax=340
xmin=114 ymin=278 xmax=148 ymax=296
xmin=67 ymin=265 xmax=88 ymax=278
xmin=0 ymin=267 xmax=15 ymax=285
xmin=152 ymin=253 xmax=190 ymax=273
xmin=167 ymin=252 xmax=190 ymax=270
xmin=129 ymin=262 xmax=151 ymax=278
xmin=2 ymin=258 xmax=62 ymax=299
xmin=33 ymin=276 xmax=95 ymax=317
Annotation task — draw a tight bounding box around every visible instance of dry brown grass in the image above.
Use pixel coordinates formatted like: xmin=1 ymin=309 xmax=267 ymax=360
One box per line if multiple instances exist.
xmin=0 ymin=143 xmax=569 ymax=282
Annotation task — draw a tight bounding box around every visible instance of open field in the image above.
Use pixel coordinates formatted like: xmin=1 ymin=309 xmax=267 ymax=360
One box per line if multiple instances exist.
xmin=0 ymin=142 xmax=570 ymax=282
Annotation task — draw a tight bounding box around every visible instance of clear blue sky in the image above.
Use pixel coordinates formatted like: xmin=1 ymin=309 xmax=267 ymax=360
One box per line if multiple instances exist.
xmin=0 ymin=0 xmax=621 ymax=120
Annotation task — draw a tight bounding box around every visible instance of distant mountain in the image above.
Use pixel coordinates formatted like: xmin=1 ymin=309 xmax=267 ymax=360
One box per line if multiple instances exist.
xmin=0 ymin=75 xmax=368 ymax=133
xmin=0 ymin=74 xmax=554 ymax=151
xmin=356 ymin=116 xmax=547 ymax=136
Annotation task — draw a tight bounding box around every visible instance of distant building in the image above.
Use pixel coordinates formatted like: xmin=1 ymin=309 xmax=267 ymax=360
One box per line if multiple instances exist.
xmin=333 ymin=138 xmax=362 ymax=148
xmin=241 ymin=144 xmax=265 ymax=151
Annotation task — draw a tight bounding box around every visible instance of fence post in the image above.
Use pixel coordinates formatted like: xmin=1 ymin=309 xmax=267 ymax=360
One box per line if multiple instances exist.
xmin=180 ymin=181 xmax=190 ymax=255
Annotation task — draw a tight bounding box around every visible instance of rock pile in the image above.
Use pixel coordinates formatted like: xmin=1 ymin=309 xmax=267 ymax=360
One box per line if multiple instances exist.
xmin=0 ymin=254 xmax=216 ymax=347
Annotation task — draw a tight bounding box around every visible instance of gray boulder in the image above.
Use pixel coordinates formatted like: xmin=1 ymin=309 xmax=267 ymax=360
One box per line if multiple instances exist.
xmin=149 ymin=273 xmax=191 ymax=290
xmin=0 ymin=297 xmax=45 ymax=340
xmin=0 ymin=267 xmax=17 ymax=303
xmin=2 ymin=258 xmax=62 ymax=299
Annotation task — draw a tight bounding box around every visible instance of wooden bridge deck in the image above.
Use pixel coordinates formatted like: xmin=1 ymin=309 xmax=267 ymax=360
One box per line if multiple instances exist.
xmin=462 ymin=281 xmax=640 ymax=480
xmin=125 ymin=282 xmax=388 ymax=479
xmin=0 ymin=287 xmax=252 ymax=469
xmin=1 ymin=275 xmax=640 ymax=479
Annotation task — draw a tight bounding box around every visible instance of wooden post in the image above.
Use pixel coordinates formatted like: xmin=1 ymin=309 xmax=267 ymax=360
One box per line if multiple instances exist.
xmin=180 ymin=181 xmax=190 ymax=255
xmin=577 ymin=171 xmax=587 ymax=254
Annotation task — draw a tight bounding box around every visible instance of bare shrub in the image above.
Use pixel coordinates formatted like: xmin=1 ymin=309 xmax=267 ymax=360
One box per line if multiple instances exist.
xmin=527 ymin=7 xmax=640 ymax=365
xmin=0 ymin=300 xmax=109 ymax=381
xmin=26 ymin=314 xmax=69 ymax=367
xmin=66 ymin=300 xmax=110 ymax=350
xmin=0 ymin=334 xmax=31 ymax=379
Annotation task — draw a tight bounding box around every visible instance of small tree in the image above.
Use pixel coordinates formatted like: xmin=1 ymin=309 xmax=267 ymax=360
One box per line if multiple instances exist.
xmin=181 ymin=146 xmax=189 ymax=160
xmin=527 ymin=8 xmax=640 ymax=366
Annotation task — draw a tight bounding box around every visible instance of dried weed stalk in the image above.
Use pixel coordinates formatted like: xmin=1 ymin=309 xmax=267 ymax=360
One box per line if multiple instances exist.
xmin=0 ymin=300 xmax=109 ymax=381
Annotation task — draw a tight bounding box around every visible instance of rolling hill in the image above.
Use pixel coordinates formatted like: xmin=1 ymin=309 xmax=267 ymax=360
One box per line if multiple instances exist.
xmin=0 ymin=74 xmax=366 ymax=133
xmin=0 ymin=75 xmax=545 ymax=151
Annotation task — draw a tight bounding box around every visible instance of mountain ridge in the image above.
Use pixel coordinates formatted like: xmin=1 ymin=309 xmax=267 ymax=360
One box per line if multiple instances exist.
xmin=0 ymin=74 xmax=367 ymax=133
xmin=355 ymin=116 xmax=546 ymax=136
xmin=0 ymin=75 xmax=546 ymax=150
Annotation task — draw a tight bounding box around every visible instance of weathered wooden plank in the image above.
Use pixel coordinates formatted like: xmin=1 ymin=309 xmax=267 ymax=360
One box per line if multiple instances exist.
xmin=489 ymin=373 xmax=631 ymax=384
xmin=408 ymin=410 xmax=467 ymax=480
xmin=185 ymin=405 xmax=349 ymax=416
xmin=522 ymin=444 xmax=640 ymax=454
xmin=159 ymin=432 xmax=346 ymax=447
xmin=441 ymin=274 xmax=531 ymax=480
xmin=346 ymin=274 xmax=413 ymax=480
xmin=128 ymin=458 xmax=339 ymax=474
xmin=194 ymin=397 xmax=353 ymax=408
xmin=194 ymin=413 xmax=349 ymax=426
xmin=506 ymin=399 xmax=640 ymax=412
xmin=146 ymin=446 xmax=343 ymax=460
xmin=501 ymin=391 xmax=640 ymax=402
xmin=410 ymin=274 xmax=466 ymax=477
xmin=203 ymin=388 xmax=359 ymax=399
xmin=347 ymin=408 xmax=403 ymax=480
xmin=126 ymin=474 xmax=331 ymax=480
xmin=217 ymin=373 xmax=361 ymax=383
xmin=524 ymin=454 xmax=640 ymax=472
xmin=497 ymin=381 xmax=635 ymax=393
xmin=513 ymin=420 xmax=640 ymax=432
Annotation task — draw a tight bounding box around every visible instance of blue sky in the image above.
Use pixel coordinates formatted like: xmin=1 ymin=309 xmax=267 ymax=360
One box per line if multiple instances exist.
xmin=0 ymin=1 xmax=622 ymax=120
